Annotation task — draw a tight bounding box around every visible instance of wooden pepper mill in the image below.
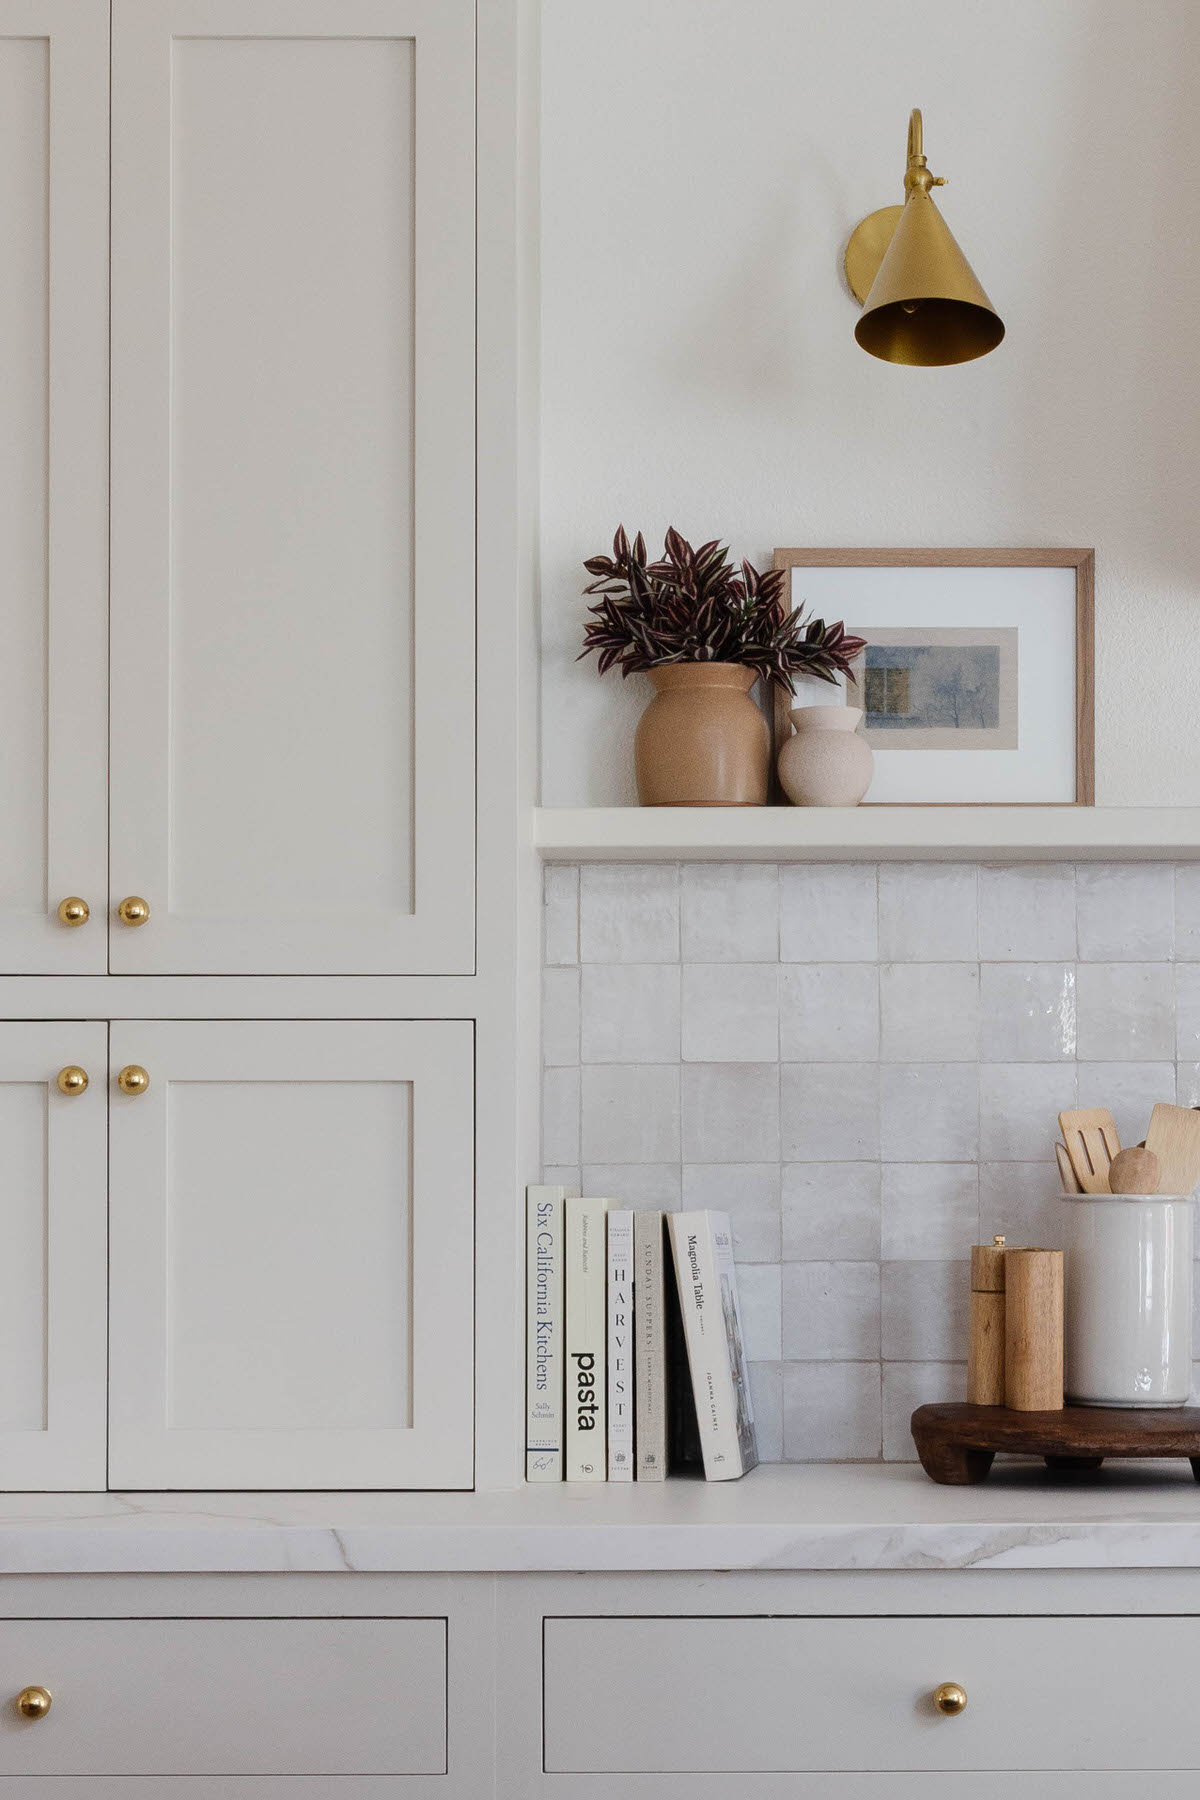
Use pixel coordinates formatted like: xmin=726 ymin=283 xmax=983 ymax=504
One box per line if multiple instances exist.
xmin=967 ymin=1236 xmax=1007 ymax=1405
xmin=1004 ymin=1247 xmax=1064 ymax=1411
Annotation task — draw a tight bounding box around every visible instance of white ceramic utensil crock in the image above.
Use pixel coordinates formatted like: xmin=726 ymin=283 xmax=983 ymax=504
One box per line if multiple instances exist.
xmin=1062 ymin=1193 xmax=1194 ymax=1406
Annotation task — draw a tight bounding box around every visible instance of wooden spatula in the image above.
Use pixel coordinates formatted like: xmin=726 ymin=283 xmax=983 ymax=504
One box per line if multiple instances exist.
xmin=1143 ymin=1104 xmax=1200 ymax=1195
xmin=1055 ymin=1142 xmax=1082 ymax=1194
xmin=1058 ymin=1108 xmax=1120 ymax=1194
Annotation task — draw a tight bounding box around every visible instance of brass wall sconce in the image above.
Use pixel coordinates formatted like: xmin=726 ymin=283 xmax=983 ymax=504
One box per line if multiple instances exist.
xmin=845 ymin=109 xmax=1004 ymax=366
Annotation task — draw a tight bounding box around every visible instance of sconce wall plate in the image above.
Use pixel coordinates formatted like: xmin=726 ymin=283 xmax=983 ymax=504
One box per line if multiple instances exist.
xmin=844 ymin=204 xmax=904 ymax=305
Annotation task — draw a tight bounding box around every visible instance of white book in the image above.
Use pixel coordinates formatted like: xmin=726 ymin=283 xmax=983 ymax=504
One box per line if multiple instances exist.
xmin=667 ymin=1210 xmax=758 ymax=1481
xmin=606 ymin=1209 xmax=635 ymax=1481
xmin=633 ymin=1210 xmax=667 ymax=1481
xmin=565 ymin=1196 xmax=609 ymax=1481
xmin=525 ymin=1186 xmax=565 ymax=1481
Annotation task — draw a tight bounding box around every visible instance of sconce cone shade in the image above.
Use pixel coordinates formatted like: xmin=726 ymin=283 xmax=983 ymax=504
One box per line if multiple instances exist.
xmin=854 ymin=188 xmax=1004 ymax=367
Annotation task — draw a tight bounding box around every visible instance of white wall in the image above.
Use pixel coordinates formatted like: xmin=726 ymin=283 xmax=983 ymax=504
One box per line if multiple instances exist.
xmin=540 ymin=0 xmax=1200 ymax=806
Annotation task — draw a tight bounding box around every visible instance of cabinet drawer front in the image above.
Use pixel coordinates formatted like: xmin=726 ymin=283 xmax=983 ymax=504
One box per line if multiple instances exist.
xmin=0 ymin=1617 xmax=445 ymax=1775
xmin=544 ymin=1615 xmax=1200 ymax=1773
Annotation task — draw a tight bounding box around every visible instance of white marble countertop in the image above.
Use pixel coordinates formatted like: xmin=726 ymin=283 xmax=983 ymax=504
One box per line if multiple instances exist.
xmin=1 ymin=1463 xmax=1199 ymax=1574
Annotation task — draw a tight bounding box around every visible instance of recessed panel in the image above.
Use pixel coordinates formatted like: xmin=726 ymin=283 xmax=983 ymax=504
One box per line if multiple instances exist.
xmin=168 ymin=37 xmax=415 ymax=919
xmin=0 ymin=1081 xmax=47 ymax=1430
xmin=166 ymin=1078 xmax=413 ymax=1430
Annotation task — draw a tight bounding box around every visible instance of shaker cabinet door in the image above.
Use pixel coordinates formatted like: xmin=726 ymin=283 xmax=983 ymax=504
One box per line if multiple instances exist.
xmin=0 ymin=1023 xmax=107 ymax=1489
xmin=107 ymin=1020 xmax=474 ymax=1489
xmin=109 ymin=0 xmax=475 ymax=974
xmin=0 ymin=2 xmax=107 ymax=973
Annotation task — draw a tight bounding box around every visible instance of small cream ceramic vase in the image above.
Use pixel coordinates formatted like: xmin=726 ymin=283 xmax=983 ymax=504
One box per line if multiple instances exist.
xmin=777 ymin=704 xmax=873 ymax=807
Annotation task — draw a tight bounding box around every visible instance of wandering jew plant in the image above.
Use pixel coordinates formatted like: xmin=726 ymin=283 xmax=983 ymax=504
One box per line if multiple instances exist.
xmin=579 ymin=527 xmax=867 ymax=693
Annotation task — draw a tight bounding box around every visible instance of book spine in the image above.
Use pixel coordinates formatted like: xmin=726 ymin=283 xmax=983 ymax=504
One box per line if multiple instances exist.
xmin=633 ymin=1210 xmax=667 ymax=1481
xmin=710 ymin=1212 xmax=758 ymax=1476
xmin=525 ymin=1186 xmax=565 ymax=1481
xmin=565 ymin=1196 xmax=609 ymax=1480
xmin=606 ymin=1209 xmax=635 ymax=1481
xmin=667 ymin=1211 xmax=753 ymax=1480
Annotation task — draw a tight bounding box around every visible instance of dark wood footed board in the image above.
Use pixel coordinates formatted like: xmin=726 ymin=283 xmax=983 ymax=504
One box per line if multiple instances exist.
xmin=911 ymin=1401 xmax=1200 ymax=1485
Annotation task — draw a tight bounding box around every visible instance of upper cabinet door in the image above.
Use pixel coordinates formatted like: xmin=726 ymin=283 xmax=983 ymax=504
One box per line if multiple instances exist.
xmin=0 ymin=2 xmax=107 ymax=973
xmin=110 ymin=0 xmax=475 ymax=974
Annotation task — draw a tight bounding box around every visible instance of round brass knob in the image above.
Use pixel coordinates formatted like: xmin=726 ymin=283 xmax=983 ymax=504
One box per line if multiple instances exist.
xmin=932 ymin=1682 xmax=968 ymax=1716
xmin=56 ymin=1066 xmax=89 ymax=1097
xmin=56 ymin=897 xmax=89 ymax=928
xmin=117 ymin=1064 xmax=150 ymax=1096
xmin=16 ymin=1686 xmax=51 ymax=1720
xmin=117 ymin=895 xmax=150 ymax=927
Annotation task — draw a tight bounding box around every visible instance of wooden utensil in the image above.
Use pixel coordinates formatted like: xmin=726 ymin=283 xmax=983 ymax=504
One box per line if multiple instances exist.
xmin=1055 ymin=1142 xmax=1082 ymax=1194
xmin=1107 ymin=1145 xmax=1161 ymax=1195
xmin=1057 ymin=1108 xmax=1120 ymax=1194
xmin=1143 ymin=1103 xmax=1200 ymax=1195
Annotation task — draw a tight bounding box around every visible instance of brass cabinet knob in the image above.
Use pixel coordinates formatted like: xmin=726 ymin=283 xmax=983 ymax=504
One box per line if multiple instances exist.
xmin=16 ymin=1686 xmax=51 ymax=1720
xmin=116 ymin=1064 xmax=150 ymax=1096
xmin=56 ymin=897 xmax=89 ymax=927
xmin=117 ymin=895 xmax=150 ymax=927
xmin=56 ymin=1066 xmax=89 ymax=1096
xmin=932 ymin=1682 xmax=968 ymax=1716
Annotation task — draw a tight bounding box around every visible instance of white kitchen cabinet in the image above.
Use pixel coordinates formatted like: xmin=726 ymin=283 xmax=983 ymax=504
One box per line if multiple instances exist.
xmin=108 ymin=1020 xmax=474 ymax=1489
xmin=0 ymin=1023 xmax=107 ymax=1490
xmin=108 ymin=0 xmax=476 ymax=975
xmin=0 ymin=2 xmax=107 ymax=974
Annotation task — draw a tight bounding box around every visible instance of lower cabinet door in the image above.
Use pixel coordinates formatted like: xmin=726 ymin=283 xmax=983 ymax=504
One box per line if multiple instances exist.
xmin=0 ymin=1022 xmax=106 ymax=1490
xmin=107 ymin=1019 xmax=474 ymax=1489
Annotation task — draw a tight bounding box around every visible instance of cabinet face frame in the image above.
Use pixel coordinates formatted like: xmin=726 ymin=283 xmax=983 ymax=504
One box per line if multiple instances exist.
xmin=107 ymin=1019 xmax=475 ymax=1489
xmin=0 ymin=1022 xmax=108 ymax=1489
xmin=0 ymin=0 xmax=108 ymax=974
xmin=109 ymin=0 xmax=476 ymax=975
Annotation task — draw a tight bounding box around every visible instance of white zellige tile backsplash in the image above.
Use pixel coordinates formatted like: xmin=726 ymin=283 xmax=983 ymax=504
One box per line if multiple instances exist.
xmin=542 ymin=860 xmax=1200 ymax=1461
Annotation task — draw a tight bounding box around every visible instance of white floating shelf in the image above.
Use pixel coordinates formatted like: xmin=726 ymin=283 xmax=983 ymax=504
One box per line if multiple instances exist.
xmin=534 ymin=807 xmax=1200 ymax=863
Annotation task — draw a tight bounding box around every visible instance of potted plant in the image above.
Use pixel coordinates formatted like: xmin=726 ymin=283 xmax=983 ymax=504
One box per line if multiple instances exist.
xmin=579 ymin=526 xmax=867 ymax=805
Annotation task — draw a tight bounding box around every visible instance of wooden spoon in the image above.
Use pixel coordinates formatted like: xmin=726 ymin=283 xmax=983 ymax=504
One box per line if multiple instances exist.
xmin=1143 ymin=1104 xmax=1200 ymax=1195
xmin=1107 ymin=1145 xmax=1161 ymax=1195
xmin=1055 ymin=1142 xmax=1082 ymax=1194
xmin=1057 ymin=1108 xmax=1121 ymax=1194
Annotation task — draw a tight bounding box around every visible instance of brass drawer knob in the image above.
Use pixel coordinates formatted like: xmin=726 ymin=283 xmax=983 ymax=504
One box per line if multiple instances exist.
xmin=117 ymin=1064 xmax=150 ymax=1096
xmin=56 ymin=897 xmax=89 ymax=927
xmin=16 ymin=1686 xmax=51 ymax=1720
xmin=117 ymin=895 xmax=150 ymax=927
xmin=56 ymin=1066 xmax=89 ymax=1096
xmin=932 ymin=1682 xmax=968 ymax=1716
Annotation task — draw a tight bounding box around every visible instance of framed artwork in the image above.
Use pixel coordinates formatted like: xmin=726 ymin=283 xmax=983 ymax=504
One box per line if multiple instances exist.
xmin=771 ymin=549 xmax=1094 ymax=804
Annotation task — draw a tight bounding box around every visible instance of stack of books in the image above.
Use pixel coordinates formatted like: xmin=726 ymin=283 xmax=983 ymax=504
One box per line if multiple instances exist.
xmin=525 ymin=1188 xmax=758 ymax=1483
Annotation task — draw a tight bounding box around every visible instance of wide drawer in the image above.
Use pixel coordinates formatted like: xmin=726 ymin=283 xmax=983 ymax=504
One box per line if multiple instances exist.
xmin=0 ymin=1618 xmax=446 ymax=1776
xmin=544 ymin=1615 xmax=1200 ymax=1773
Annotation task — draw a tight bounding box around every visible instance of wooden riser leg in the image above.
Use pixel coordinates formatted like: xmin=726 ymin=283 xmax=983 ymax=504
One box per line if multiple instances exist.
xmin=914 ymin=1440 xmax=995 ymax=1485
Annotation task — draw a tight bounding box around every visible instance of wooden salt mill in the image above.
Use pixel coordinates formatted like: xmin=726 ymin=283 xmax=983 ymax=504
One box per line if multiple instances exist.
xmin=967 ymin=1236 xmax=1006 ymax=1405
xmin=1004 ymin=1247 xmax=1064 ymax=1411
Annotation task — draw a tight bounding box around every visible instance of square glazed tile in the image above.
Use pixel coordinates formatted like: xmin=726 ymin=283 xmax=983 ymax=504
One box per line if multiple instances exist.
xmin=543 ymin=864 xmax=579 ymax=965
xmin=781 ymin=1063 xmax=879 ymax=1161
xmin=1176 ymin=867 xmax=1200 ymax=960
xmin=683 ymin=1163 xmax=781 ymax=1261
xmin=581 ymin=1164 xmax=681 ymax=1208
xmin=883 ymin=1362 xmax=965 ymax=1461
xmin=782 ymin=1163 xmax=881 ymax=1261
xmin=979 ymin=1162 xmax=1064 ymax=1250
xmin=1076 ymin=863 xmax=1174 ymax=961
xmin=780 ymin=864 xmax=877 ymax=962
xmin=543 ymin=1067 xmax=580 ymax=1166
xmin=579 ymin=863 xmax=679 ymax=962
xmin=580 ymin=1064 xmax=680 ymax=1164
xmin=783 ymin=1261 xmax=881 ymax=1361
xmin=980 ymin=963 xmax=1076 ymax=1061
xmin=780 ymin=964 xmax=879 ymax=1062
xmin=1177 ymin=965 xmax=1200 ymax=1060
xmin=541 ymin=1166 xmax=581 ymax=1197
xmin=880 ymin=1064 xmax=978 ymax=1162
xmin=1076 ymin=1062 xmax=1175 ymax=1151
xmin=878 ymin=863 xmax=978 ymax=962
xmin=748 ymin=1361 xmax=783 ymax=1461
xmin=682 ymin=963 xmax=778 ymax=1062
xmin=979 ymin=1063 xmax=1077 ymax=1162
xmin=581 ymin=963 xmax=680 ymax=1064
xmin=737 ymin=1264 xmax=782 ymax=1361
xmin=1075 ymin=962 xmax=1175 ymax=1062
xmin=784 ymin=1362 xmax=882 ymax=1462
xmin=879 ymin=963 xmax=980 ymax=1062
xmin=882 ymin=1165 xmax=979 ymax=1260
xmin=882 ymin=1262 xmax=969 ymax=1361
xmin=681 ymin=1063 xmax=780 ymax=1162
xmin=542 ymin=965 xmax=581 ymax=1067
xmin=681 ymin=863 xmax=778 ymax=961
xmin=978 ymin=865 xmax=1075 ymax=961
xmin=1178 ymin=1063 xmax=1200 ymax=1107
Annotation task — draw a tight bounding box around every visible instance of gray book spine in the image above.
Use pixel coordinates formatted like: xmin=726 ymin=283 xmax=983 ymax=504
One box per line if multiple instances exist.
xmin=634 ymin=1211 xmax=667 ymax=1481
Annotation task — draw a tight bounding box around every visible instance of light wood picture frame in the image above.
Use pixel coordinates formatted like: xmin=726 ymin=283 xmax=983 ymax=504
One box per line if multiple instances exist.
xmin=771 ymin=548 xmax=1095 ymax=806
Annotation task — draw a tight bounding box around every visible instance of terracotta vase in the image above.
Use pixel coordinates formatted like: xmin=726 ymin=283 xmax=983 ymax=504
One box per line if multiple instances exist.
xmin=634 ymin=663 xmax=769 ymax=806
xmin=777 ymin=704 xmax=874 ymax=806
